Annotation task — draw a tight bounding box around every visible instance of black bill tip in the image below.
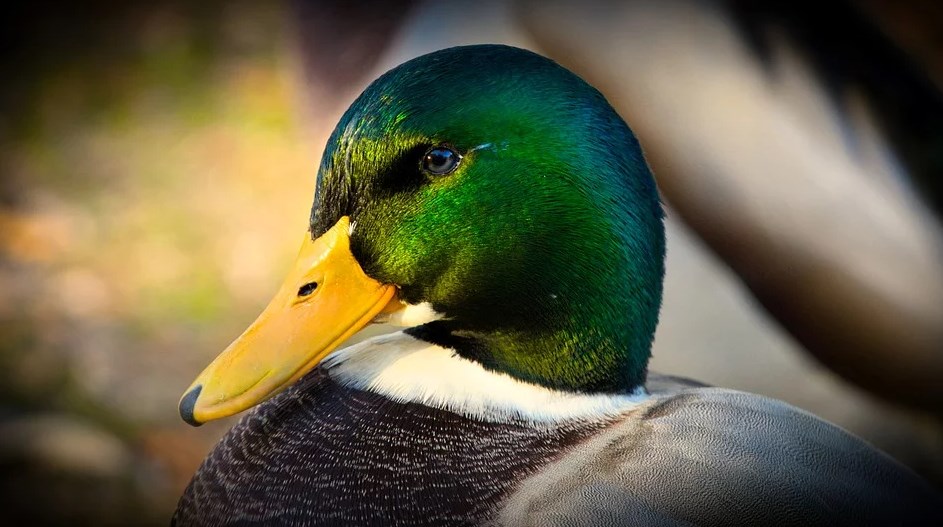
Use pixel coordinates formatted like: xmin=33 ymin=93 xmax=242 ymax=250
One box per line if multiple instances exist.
xmin=179 ymin=385 xmax=203 ymax=427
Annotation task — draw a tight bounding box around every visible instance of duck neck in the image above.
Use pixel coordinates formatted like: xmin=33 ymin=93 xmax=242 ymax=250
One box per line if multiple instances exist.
xmin=399 ymin=199 xmax=665 ymax=394
xmin=405 ymin=275 xmax=661 ymax=395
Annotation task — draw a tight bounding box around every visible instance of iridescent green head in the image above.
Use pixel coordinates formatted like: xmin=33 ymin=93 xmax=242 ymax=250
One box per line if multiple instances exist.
xmin=180 ymin=45 xmax=666 ymax=425
xmin=310 ymin=45 xmax=665 ymax=394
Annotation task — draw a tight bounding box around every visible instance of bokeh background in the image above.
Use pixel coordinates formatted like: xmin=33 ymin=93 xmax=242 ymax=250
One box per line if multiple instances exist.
xmin=1 ymin=1 xmax=941 ymax=524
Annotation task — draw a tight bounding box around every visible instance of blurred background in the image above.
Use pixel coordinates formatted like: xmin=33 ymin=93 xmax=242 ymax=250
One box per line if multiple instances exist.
xmin=1 ymin=0 xmax=941 ymax=524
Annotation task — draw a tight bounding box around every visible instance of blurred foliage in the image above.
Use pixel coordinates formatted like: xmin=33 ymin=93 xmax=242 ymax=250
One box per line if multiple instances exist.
xmin=0 ymin=1 xmax=317 ymax=523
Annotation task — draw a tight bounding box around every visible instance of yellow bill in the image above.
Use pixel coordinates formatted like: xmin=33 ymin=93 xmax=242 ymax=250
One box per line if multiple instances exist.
xmin=179 ymin=216 xmax=398 ymax=426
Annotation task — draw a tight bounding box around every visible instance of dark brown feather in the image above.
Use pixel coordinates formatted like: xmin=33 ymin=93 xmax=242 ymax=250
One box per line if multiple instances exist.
xmin=173 ymin=369 xmax=604 ymax=526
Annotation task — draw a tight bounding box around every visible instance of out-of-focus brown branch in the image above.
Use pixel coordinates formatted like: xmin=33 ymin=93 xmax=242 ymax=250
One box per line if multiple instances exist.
xmin=291 ymin=0 xmax=418 ymax=126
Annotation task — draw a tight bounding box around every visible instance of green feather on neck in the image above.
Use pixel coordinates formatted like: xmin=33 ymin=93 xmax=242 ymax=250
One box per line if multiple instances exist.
xmin=310 ymin=45 xmax=665 ymax=395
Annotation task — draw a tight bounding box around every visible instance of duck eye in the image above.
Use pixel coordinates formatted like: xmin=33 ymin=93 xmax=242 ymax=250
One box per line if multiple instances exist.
xmin=421 ymin=146 xmax=460 ymax=175
xmin=297 ymin=282 xmax=318 ymax=297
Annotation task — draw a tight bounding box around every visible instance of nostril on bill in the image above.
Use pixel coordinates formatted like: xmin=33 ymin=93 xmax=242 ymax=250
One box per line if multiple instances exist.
xmin=297 ymin=282 xmax=318 ymax=297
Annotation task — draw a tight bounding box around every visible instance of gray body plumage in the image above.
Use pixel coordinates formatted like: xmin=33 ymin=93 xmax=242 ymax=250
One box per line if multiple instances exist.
xmin=500 ymin=386 xmax=942 ymax=526
xmin=175 ymin=370 xmax=942 ymax=526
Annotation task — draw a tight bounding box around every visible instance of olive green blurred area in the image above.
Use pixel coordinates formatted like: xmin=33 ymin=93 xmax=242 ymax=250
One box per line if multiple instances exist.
xmin=1 ymin=2 xmax=314 ymax=523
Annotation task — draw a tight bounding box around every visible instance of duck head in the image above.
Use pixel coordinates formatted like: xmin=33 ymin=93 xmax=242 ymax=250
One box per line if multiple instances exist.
xmin=179 ymin=45 xmax=665 ymax=426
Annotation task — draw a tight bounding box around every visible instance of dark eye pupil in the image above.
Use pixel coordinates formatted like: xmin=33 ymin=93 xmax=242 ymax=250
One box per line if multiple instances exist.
xmin=297 ymin=282 xmax=317 ymax=297
xmin=423 ymin=147 xmax=459 ymax=174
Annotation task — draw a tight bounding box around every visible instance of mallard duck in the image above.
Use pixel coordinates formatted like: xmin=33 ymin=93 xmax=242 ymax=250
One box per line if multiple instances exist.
xmin=173 ymin=45 xmax=941 ymax=526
